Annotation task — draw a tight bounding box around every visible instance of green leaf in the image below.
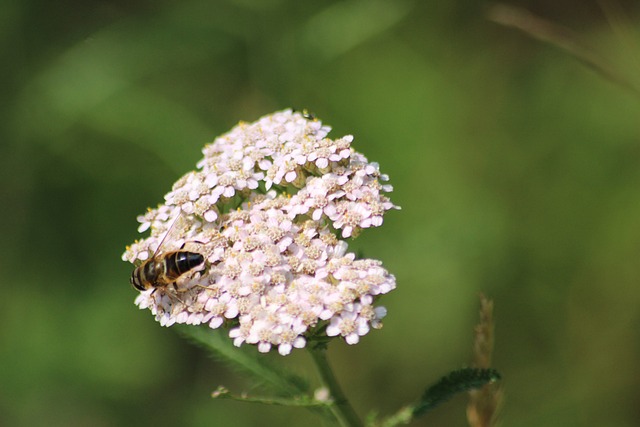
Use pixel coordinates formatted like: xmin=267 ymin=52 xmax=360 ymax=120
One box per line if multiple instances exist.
xmin=211 ymin=386 xmax=327 ymax=407
xmin=413 ymin=368 xmax=501 ymax=417
xmin=175 ymin=325 xmax=309 ymax=397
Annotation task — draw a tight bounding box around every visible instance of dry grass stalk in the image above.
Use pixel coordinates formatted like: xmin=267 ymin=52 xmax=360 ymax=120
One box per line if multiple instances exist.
xmin=467 ymin=294 xmax=503 ymax=427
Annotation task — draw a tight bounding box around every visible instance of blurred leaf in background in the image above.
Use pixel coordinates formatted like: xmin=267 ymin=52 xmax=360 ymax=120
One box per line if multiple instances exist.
xmin=1 ymin=0 xmax=640 ymax=426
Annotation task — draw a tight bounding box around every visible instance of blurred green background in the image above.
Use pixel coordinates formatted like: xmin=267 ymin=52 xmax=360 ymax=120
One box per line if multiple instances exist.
xmin=2 ymin=0 xmax=639 ymax=426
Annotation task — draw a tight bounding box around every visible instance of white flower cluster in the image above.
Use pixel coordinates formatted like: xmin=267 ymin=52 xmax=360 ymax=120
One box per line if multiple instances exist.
xmin=123 ymin=110 xmax=399 ymax=355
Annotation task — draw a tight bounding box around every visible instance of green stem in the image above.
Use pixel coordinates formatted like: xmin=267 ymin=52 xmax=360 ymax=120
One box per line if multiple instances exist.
xmin=308 ymin=345 xmax=364 ymax=427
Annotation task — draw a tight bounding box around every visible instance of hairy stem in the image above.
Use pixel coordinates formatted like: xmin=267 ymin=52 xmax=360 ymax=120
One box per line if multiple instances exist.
xmin=308 ymin=346 xmax=364 ymax=427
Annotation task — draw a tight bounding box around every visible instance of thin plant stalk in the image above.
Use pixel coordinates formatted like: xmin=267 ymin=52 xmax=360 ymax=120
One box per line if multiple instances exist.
xmin=308 ymin=346 xmax=364 ymax=427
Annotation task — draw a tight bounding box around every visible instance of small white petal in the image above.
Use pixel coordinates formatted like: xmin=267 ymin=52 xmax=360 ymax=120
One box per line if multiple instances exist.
xmin=258 ymin=342 xmax=272 ymax=353
xmin=345 ymin=333 xmax=360 ymax=345
xmin=204 ymin=210 xmax=218 ymax=222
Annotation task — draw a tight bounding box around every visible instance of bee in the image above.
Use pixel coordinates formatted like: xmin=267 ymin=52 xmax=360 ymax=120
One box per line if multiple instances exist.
xmin=130 ymin=216 xmax=205 ymax=293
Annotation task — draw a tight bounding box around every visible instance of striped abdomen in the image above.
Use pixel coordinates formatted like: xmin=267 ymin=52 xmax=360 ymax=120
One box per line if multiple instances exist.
xmin=131 ymin=251 xmax=204 ymax=292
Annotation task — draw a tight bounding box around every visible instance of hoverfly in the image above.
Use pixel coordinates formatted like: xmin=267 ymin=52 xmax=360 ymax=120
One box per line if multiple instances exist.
xmin=130 ymin=214 xmax=205 ymax=293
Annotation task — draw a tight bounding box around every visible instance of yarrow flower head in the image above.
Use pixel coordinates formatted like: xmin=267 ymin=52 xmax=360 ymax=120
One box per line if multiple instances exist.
xmin=123 ymin=109 xmax=399 ymax=355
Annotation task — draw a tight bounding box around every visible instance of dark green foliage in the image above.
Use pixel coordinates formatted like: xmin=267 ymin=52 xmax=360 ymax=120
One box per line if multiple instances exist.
xmin=414 ymin=368 xmax=501 ymax=417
